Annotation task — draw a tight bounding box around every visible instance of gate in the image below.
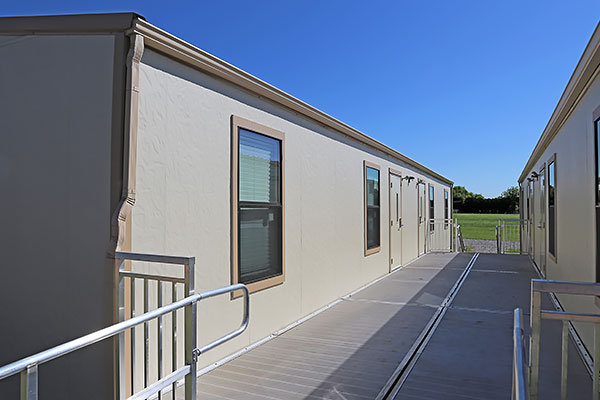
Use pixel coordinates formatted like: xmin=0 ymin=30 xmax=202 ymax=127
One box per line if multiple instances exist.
xmin=427 ymin=218 xmax=456 ymax=252
xmin=497 ymin=219 xmax=529 ymax=254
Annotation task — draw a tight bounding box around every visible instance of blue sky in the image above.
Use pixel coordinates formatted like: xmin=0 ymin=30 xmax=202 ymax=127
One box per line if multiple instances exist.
xmin=3 ymin=1 xmax=599 ymax=197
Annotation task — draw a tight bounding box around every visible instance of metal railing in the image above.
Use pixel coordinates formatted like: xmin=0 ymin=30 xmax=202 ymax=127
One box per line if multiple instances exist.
xmin=512 ymin=308 xmax=528 ymax=400
xmin=456 ymin=224 xmax=465 ymax=252
xmin=497 ymin=219 xmax=528 ymax=255
xmin=514 ymin=279 xmax=600 ymax=400
xmin=0 ymin=252 xmax=250 ymax=400
xmin=114 ymin=251 xmax=192 ymax=398
xmin=427 ymin=218 xmax=454 ymax=252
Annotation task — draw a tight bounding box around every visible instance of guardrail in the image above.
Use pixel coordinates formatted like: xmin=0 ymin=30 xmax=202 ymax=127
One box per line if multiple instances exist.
xmin=514 ymin=279 xmax=600 ymax=400
xmin=0 ymin=252 xmax=249 ymax=400
xmin=114 ymin=251 xmax=193 ymax=398
xmin=427 ymin=218 xmax=454 ymax=252
xmin=497 ymin=219 xmax=528 ymax=255
xmin=456 ymin=224 xmax=465 ymax=252
xmin=512 ymin=308 xmax=528 ymax=400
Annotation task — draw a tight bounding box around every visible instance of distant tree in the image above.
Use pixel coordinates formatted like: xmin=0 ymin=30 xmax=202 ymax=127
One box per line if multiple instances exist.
xmin=500 ymin=186 xmax=520 ymax=213
xmin=501 ymin=186 xmax=519 ymax=202
xmin=454 ymin=185 xmax=519 ymax=213
xmin=453 ymin=186 xmax=470 ymax=202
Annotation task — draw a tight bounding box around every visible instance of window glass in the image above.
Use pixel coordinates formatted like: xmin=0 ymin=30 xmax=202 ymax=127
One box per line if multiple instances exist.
xmin=238 ymin=128 xmax=282 ymax=284
xmin=239 ymin=207 xmax=282 ymax=283
xmin=239 ymin=128 xmax=280 ymax=203
xmin=548 ymin=160 xmax=556 ymax=257
xmin=366 ymin=167 xmax=379 ymax=206
xmin=444 ymin=190 xmax=449 ymax=220
xmin=366 ymin=166 xmax=380 ymax=250
xmin=429 ymin=186 xmax=435 ymax=230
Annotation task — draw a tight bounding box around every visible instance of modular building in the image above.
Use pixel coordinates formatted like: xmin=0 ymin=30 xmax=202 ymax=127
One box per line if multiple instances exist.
xmin=0 ymin=13 xmax=452 ymax=398
xmin=519 ymin=22 xmax=600 ymax=355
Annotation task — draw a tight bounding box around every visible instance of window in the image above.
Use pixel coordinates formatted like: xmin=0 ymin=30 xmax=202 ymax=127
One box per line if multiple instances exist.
xmin=548 ymin=155 xmax=556 ymax=259
xmin=444 ymin=189 xmax=449 ymax=229
xmin=429 ymin=185 xmax=435 ymax=231
xmin=232 ymin=116 xmax=284 ymax=294
xmin=528 ymin=180 xmax=534 ymax=221
xmin=364 ymin=162 xmax=380 ymax=255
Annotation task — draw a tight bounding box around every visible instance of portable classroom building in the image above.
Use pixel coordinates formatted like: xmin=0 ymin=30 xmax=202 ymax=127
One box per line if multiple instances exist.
xmin=518 ymin=21 xmax=600 ymax=355
xmin=0 ymin=13 xmax=453 ymax=398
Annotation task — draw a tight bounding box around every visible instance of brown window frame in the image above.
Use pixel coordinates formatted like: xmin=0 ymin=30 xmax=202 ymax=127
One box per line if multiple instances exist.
xmin=547 ymin=153 xmax=557 ymax=262
xmin=364 ymin=161 xmax=381 ymax=256
xmin=231 ymin=115 xmax=285 ymax=297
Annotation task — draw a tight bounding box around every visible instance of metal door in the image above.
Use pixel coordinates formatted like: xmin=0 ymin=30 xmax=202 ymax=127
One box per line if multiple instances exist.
xmin=528 ymin=181 xmax=534 ymax=256
xmin=389 ymin=173 xmax=402 ymax=270
xmin=539 ymin=167 xmax=546 ymax=276
xmin=418 ymin=182 xmax=426 ymax=256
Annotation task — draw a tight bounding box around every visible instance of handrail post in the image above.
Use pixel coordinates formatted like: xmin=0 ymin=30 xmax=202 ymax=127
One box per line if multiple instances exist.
xmin=115 ymin=256 xmax=126 ymax=400
xmin=595 ymin=324 xmax=600 ymax=400
xmin=513 ymin=308 xmax=527 ymax=400
xmin=20 ymin=364 xmax=38 ymax=400
xmin=184 ymin=258 xmax=197 ymax=400
xmin=530 ymin=286 xmax=542 ymax=400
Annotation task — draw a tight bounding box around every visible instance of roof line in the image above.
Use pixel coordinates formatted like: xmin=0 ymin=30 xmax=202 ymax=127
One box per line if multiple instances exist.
xmin=518 ymin=21 xmax=600 ymax=183
xmin=129 ymin=17 xmax=453 ymax=185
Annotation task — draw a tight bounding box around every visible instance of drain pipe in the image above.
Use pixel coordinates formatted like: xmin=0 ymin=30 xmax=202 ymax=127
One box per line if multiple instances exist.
xmin=112 ymin=33 xmax=144 ymax=252
xmin=110 ymin=31 xmax=144 ymax=399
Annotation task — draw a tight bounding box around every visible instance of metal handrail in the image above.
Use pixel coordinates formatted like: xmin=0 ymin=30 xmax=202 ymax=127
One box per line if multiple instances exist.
xmin=528 ymin=278 xmax=600 ymax=400
xmin=512 ymin=308 xmax=528 ymax=400
xmin=0 ymin=283 xmax=249 ymax=399
xmin=456 ymin=224 xmax=465 ymax=252
xmin=497 ymin=219 xmax=529 ymax=255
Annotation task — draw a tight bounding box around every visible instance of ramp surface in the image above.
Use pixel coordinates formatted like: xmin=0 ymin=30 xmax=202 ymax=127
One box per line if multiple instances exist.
xmin=392 ymin=254 xmax=592 ymax=400
xmin=184 ymin=253 xmax=471 ymax=399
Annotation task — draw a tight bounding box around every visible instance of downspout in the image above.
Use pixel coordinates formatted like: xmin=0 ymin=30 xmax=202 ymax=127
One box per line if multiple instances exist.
xmin=112 ymin=33 xmax=144 ymax=252
xmin=111 ymin=32 xmax=143 ymax=400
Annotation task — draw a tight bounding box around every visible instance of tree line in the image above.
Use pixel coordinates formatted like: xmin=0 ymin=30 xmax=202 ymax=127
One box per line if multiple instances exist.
xmin=453 ymin=186 xmax=519 ymax=214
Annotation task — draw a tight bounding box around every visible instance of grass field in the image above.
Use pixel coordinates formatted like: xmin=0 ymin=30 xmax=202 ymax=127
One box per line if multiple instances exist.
xmin=454 ymin=213 xmax=519 ymax=240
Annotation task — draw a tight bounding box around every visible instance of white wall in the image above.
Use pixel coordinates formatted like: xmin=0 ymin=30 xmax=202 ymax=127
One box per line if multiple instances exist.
xmin=132 ymin=48 xmax=451 ymax=373
xmin=521 ymin=70 xmax=600 ymax=351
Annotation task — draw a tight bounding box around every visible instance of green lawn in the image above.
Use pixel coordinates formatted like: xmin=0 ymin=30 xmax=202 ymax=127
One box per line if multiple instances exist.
xmin=454 ymin=213 xmax=519 ymax=240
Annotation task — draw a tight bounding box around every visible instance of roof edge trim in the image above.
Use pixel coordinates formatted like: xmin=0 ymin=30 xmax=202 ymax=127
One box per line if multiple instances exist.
xmin=0 ymin=12 xmax=143 ymax=33
xmin=129 ymin=17 xmax=453 ymax=185
xmin=518 ymin=22 xmax=600 ymax=183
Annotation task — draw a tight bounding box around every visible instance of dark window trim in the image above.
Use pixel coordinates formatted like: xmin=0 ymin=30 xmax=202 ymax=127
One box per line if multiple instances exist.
xmin=428 ymin=184 xmax=435 ymax=232
xmin=547 ymin=153 xmax=557 ymax=262
xmin=444 ymin=189 xmax=449 ymax=229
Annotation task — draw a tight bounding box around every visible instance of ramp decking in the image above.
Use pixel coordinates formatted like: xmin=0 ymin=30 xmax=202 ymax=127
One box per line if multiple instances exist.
xmin=173 ymin=253 xmax=592 ymax=399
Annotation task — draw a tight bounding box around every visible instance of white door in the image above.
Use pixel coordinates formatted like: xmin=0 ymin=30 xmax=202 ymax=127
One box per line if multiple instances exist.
xmin=539 ymin=167 xmax=546 ymax=276
xmin=418 ymin=183 xmax=426 ymax=256
xmin=389 ymin=173 xmax=402 ymax=270
xmin=401 ymin=179 xmax=418 ymax=265
xmin=530 ymin=180 xmax=535 ymax=258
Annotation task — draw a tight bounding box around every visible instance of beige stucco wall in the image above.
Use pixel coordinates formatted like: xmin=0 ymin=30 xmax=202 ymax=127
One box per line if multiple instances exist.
xmin=132 ymin=48 xmax=451 ymax=375
xmin=0 ymin=34 xmax=122 ymax=399
xmin=520 ymin=69 xmax=600 ymax=352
